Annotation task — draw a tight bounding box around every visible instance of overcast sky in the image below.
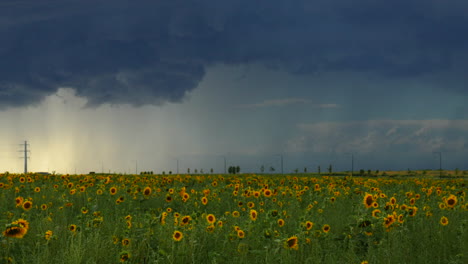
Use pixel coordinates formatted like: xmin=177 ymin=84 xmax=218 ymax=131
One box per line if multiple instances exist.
xmin=1 ymin=0 xmax=467 ymax=174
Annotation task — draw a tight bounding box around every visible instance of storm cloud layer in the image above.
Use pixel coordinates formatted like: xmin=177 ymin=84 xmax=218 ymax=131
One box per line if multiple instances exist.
xmin=1 ymin=0 xmax=468 ymax=109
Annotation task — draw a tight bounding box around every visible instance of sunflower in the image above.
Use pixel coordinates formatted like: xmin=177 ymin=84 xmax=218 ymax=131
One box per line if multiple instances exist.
xmin=278 ymin=218 xmax=285 ymax=227
xmin=445 ymin=195 xmax=457 ymax=208
xmin=237 ymin=229 xmax=245 ymax=238
xmin=22 ymin=200 xmax=33 ymax=211
xmin=390 ymin=197 xmax=397 ymax=205
xmin=180 ymin=216 xmax=191 ymax=226
xmin=206 ymin=214 xmax=216 ymax=224
xmin=165 ymin=195 xmax=172 ymax=202
xmin=397 ymin=214 xmax=404 ymax=224
xmin=247 ymin=202 xmax=255 ymax=208
xmin=120 ymin=251 xmax=130 ymax=262
xmin=169 ymin=230 xmax=182 ymax=242
xmin=408 ymin=206 xmax=418 ymax=217
xmin=142 ymin=187 xmax=151 ymax=196
xmin=363 ymin=193 xmax=373 ymax=209
xmin=249 ymin=209 xmax=258 ymax=221
xmin=3 ymin=225 xmax=26 ymax=238
xmin=44 ymin=230 xmax=53 ymax=240
xmin=383 ymin=215 xmax=395 ymax=229
xmin=14 ymin=219 xmax=29 ymax=231
xmin=263 ymin=189 xmax=272 ymax=197
xmin=372 ymin=209 xmax=381 ymax=218
xmin=109 ymin=187 xmax=117 ymax=195
xmin=122 ymin=238 xmax=130 ymax=246
xmin=232 ymin=211 xmax=240 ymax=217
xmin=440 ymin=216 xmax=449 ymax=226
xmin=69 ymin=189 xmax=77 ymax=195
xmin=96 ymin=189 xmax=103 ymax=195
xmin=285 ymin=236 xmax=299 ymax=250
xmin=15 ymin=196 xmax=24 ymax=207
xmin=69 ymin=224 xmax=77 ymax=233
xmin=322 ymin=224 xmax=331 ymax=233
xmin=330 ymin=197 xmax=336 ymax=203
xmin=305 ymin=221 xmax=314 ymax=230
xmin=34 ymin=187 xmax=41 ymax=193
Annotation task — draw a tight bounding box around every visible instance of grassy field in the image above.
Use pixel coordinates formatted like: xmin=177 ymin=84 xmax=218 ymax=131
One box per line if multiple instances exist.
xmin=0 ymin=172 xmax=466 ymax=263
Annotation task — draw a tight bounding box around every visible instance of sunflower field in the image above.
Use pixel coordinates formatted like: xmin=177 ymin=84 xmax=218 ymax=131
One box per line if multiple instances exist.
xmin=0 ymin=172 xmax=466 ymax=263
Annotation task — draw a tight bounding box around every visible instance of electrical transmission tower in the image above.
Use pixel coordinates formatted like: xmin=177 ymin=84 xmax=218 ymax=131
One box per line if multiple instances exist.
xmin=19 ymin=140 xmax=30 ymax=174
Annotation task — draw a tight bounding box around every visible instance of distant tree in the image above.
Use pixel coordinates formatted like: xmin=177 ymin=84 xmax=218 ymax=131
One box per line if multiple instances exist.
xmin=200 ymin=169 xmax=204 ymax=174
xmin=162 ymin=171 xmax=166 ymax=175
xmin=304 ymin=167 xmax=307 ymax=173
xmin=359 ymin=169 xmax=365 ymax=176
xmin=169 ymin=171 xmax=172 ymax=175
xmin=194 ymin=169 xmax=198 ymax=174
xmin=236 ymin=166 xmax=240 ymax=174
xmin=328 ymin=164 xmax=332 ymax=175
xmin=260 ymin=165 xmax=265 ymax=173
xmin=270 ymin=166 xmax=276 ymax=173
xmin=367 ymin=169 xmax=371 ymax=175
xmin=294 ymin=168 xmax=299 ymax=173
xmin=375 ymin=170 xmax=379 ymax=175
xmin=318 ymin=166 xmax=321 ymax=174
xmin=210 ymin=168 xmax=214 ymax=174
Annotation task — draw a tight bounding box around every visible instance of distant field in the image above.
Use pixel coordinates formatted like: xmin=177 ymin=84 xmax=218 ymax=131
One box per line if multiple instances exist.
xmin=0 ymin=172 xmax=466 ymax=263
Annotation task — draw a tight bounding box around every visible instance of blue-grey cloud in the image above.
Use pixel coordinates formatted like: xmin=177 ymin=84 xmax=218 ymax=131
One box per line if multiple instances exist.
xmin=1 ymin=0 xmax=468 ymax=109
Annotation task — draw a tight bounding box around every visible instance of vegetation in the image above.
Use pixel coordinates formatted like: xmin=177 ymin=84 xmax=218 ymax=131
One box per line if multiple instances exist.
xmin=0 ymin=171 xmax=466 ymax=263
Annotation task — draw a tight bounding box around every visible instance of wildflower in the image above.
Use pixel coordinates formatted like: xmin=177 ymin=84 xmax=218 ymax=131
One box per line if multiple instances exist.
xmin=278 ymin=218 xmax=285 ymax=227
xmin=363 ymin=193 xmax=373 ymax=209
xmin=206 ymin=214 xmax=216 ymax=224
xmin=322 ymin=224 xmax=331 ymax=233
xmin=3 ymin=225 xmax=26 ymax=238
xmin=285 ymin=236 xmax=299 ymax=250
xmin=305 ymin=221 xmax=313 ymax=230
xmin=249 ymin=209 xmax=258 ymax=221
xmin=122 ymin=238 xmax=130 ymax=246
xmin=109 ymin=187 xmax=117 ymax=195
xmin=173 ymin=231 xmax=183 ymax=241
xmin=372 ymin=209 xmax=381 ymax=218
xmin=22 ymin=200 xmax=33 ymax=211
xmin=445 ymin=195 xmax=457 ymax=208
xmin=143 ymin=187 xmax=152 ymax=196
xmin=120 ymin=251 xmax=130 ymax=262
xmin=237 ymin=229 xmax=245 ymax=238
xmin=440 ymin=216 xmax=449 ymax=226
xmin=45 ymin=230 xmax=53 ymax=240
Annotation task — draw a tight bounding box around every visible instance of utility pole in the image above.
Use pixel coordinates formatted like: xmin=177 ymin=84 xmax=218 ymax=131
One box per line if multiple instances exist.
xmin=19 ymin=140 xmax=30 ymax=174
xmin=281 ymin=154 xmax=283 ymax=174
xmin=433 ymin=152 xmax=442 ymax=178
xmin=275 ymin=154 xmax=283 ymax=174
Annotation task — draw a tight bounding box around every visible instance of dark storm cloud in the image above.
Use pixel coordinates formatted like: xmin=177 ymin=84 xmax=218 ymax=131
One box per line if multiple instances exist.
xmin=1 ymin=0 xmax=467 ymax=109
